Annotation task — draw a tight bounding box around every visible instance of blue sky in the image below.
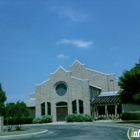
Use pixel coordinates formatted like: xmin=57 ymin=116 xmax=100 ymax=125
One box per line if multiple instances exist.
xmin=0 ymin=0 xmax=140 ymax=102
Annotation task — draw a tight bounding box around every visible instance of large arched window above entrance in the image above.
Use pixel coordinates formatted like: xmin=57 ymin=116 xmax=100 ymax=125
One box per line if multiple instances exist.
xmin=56 ymin=84 xmax=67 ymax=96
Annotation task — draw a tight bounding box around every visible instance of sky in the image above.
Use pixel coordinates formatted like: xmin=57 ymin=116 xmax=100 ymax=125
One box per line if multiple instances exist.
xmin=0 ymin=0 xmax=140 ymax=103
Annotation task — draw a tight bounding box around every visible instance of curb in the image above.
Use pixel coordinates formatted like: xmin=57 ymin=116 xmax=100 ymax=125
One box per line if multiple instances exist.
xmin=0 ymin=129 xmax=48 ymax=140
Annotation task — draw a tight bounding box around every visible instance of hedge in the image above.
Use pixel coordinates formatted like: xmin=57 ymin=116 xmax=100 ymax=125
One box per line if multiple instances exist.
xmin=32 ymin=115 xmax=53 ymax=124
xmin=4 ymin=117 xmax=34 ymax=125
xmin=121 ymin=112 xmax=140 ymax=120
xmin=65 ymin=114 xmax=93 ymax=122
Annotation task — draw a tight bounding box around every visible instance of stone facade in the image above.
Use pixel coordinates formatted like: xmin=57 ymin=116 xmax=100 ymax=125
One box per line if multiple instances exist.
xmin=26 ymin=60 xmax=120 ymax=122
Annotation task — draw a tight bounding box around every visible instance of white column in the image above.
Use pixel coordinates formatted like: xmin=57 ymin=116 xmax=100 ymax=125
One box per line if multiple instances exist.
xmin=105 ymin=105 xmax=108 ymax=117
xmin=0 ymin=117 xmax=3 ymax=133
xmin=115 ymin=105 xmax=117 ymax=116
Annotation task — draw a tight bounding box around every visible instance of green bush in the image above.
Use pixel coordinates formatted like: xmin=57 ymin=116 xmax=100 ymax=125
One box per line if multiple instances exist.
xmin=83 ymin=114 xmax=93 ymax=122
xmin=4 ymin=117 xmax=34 ymax=125
xmin=66 ymin=114 xmax=93 ymax=122
xmin=32 ymin=115 xmax=52 ymax=124
xmin=121 ymin=112 xmax=140 ymax=120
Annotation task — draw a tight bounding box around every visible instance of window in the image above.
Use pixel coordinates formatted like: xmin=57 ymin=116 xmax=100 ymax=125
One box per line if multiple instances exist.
xmin=79 ymin=100 xmax=84 ymax=113
xmin=117 ymin=104 xmax=122 ymax=114
xmin=107 ymin=105 xmax=115 ymax=114
xmin=41 ymin=102 xmax=45 ymax=116
xmin=98 ymin=106 xmax=105 ymax=115
xmin=56 ymin=84 xmax=67 ymax=96
xmin=47 ymin=102 xmax=51 ymax=115
xmin=72 ymin=100 xmax=77 ymax=114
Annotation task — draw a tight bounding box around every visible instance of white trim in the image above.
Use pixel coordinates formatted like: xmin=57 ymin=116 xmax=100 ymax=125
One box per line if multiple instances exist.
xmin=86 ymin=68 xmax=115 ymax=75
xmin=69 ymin=60 xmax=85 ymax=67
xmin=50 ymin=66 xmax=70 ymax=74
xmin=89 ymin=84 xmax=101 ymax=90
xmin=35 ymin=79 xmax=50 ymax=86
xmin=71 ymin=76 xmax=88 ymax=81
xmin=98 ymin=91 xmax=119 ymax=97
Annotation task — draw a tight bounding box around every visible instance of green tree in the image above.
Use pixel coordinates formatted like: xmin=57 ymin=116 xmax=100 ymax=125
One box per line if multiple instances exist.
xmin=5 ymin=101 xmax=29 ymax=131
xmin=118 ymin=61 xmax=140 ymax=104
xmin=0 ymin=83 xmax=7 ymax=116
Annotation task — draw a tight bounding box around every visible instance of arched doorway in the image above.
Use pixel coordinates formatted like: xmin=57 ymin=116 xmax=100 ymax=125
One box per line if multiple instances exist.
xmin=56 ymin=102 xmax=68 ymax=121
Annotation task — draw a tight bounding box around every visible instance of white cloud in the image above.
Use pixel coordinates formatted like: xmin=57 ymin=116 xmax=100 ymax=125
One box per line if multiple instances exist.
xmin=56 ymin=39 xmax=93 ymax=48
xmin=57 ymin=54 xmax=69 ymax=59
xmin=50 ymin=6 xmax=88 ymax=22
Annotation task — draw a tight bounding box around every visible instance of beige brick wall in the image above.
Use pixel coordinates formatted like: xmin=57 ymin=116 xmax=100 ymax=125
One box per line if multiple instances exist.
xmin=33 ymin=60 xmax=119 ymax=121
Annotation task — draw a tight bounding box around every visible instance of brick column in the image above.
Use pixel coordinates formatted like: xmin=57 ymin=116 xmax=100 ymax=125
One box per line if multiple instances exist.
xmin=0 ymin=117 xmax=3 ymax=133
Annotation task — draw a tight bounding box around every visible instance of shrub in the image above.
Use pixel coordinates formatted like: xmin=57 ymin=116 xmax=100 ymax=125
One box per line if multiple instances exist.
xmin=66 ymin=114 xmax=93 ymax=122
xmin=4 ymin=117 xmax=34 ymax=125
xmin=83 ymin=114 xmax=93 ymax=122
xmin=65 ymin=114 xmax=77 ymax=122
xmin=32 ymin=115 xmax=52 ymax=124
xmin=121 ymin=112 xmax=140 ymax=120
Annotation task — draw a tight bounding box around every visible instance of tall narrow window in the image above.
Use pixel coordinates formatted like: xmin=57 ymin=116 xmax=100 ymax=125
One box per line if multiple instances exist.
xmin=79 ymin=100 xmax=84 ymax=113
xmin=41 ymin=102 xmax=45 ymax=116
xmin=47 ymin=102 xmax=51 ymax=115
xmin=72 ymin=100 xmax=77 ymax=114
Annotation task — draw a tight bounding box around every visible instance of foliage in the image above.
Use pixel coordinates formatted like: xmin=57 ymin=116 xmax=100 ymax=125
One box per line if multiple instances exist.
xmin=118 ymin=61 xmax=140 ymax=104
xmin=5 ymin=101 xmax=29 ymax=131
xmin=4 ymin=117 xmax=34 ymax=125
xmin=32 ymin=115 xmax=52 ymax=124
xmin=0 ymin=83 xmax=7 ymax=116
xmin=83 ymin=114 xmax=93 ymax=122
xmin=65 ymin=114 xmax=93 ymax=122
xmin=121 ymin=112 xmax=140 ymax=120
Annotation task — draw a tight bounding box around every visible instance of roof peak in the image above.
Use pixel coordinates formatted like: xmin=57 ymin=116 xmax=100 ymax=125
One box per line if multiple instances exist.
xmin=69 ymin=60 xmax=85 ymax=67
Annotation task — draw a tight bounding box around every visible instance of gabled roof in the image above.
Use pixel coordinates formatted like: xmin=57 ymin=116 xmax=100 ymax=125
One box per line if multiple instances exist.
xmin=69 ymin=60 xmax=85 ymax=67
xmin=51 ymin=66 xmax=68 ymax=74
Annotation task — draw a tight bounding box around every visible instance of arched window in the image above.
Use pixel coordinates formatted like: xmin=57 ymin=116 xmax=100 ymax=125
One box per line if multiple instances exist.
xmin=41 ymin=102 xmax=45 ymax=116
xmin=47 ymin=102 xmax=51 ymax=115
xmin=79 ymin=100 xmax=84 ymax=113
xmin=72 ymin=100 xmax=77 ymax=114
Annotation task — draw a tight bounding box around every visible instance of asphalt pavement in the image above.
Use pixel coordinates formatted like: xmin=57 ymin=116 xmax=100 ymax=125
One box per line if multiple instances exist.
xmin=6 ymin=123 xmax=130 ymax=140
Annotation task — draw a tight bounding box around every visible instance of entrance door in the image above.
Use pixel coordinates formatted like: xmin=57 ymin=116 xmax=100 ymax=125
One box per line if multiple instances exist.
xmin=56 ymin=102 xmax=68 ymax=121
xmin=56 ymin=107 xmax=68 ymax=121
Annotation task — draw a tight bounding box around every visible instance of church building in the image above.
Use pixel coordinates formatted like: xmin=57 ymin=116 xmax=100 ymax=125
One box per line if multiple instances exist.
xmin=25 ymin=60 xmax=122 ymax=121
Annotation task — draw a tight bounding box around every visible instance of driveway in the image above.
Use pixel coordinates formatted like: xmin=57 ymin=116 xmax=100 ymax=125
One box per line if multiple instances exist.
xmin=9 ymin=123 xmax=129 ymax=140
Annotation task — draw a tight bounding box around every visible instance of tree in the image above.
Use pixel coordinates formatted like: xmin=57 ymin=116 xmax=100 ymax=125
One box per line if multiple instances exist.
xmin=5 ymin=101 xmax=29 ymax=131
xmin=0 ymin=83 xmax=7 ymax=116
xmin=118 ymin=60 xmax=140 ymax=104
